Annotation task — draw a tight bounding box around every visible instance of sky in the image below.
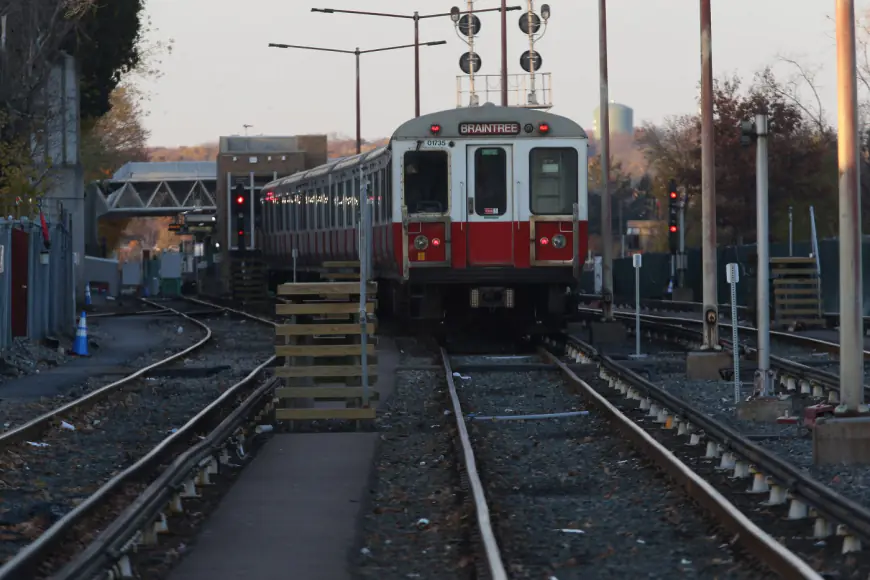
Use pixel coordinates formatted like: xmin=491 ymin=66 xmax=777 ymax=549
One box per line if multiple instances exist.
xmin=136 ymin=0 xmax=868 ymax=147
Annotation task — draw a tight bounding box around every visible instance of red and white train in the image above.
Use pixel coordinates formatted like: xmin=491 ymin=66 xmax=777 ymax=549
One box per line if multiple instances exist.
xmin=257 ymin=103 xmax=589 ymax=327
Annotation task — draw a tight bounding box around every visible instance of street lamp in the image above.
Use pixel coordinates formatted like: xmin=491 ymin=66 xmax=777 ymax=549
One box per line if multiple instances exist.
xmin=268 ymin=40 xmax=446 ymax=155
xmin=312 ymin=5 xmax=521 ymax=115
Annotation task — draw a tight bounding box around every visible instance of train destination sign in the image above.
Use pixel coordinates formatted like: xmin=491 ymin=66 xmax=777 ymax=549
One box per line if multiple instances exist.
xmin=458 ymin=122 xmax=521 ymax=136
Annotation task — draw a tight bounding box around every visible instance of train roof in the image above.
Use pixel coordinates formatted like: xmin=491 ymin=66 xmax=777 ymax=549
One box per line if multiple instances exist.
xmin=392 ymin=103 xmax=588 ymax=140
xmin=261 ymin=105 xmax=586 ymax=193
xmin=264 ymin=145 xmax=389 ymax=191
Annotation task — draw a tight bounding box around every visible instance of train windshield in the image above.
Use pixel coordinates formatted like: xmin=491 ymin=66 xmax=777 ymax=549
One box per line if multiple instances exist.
xmin=529 ymin=148 xmax=578 ymax=215
xmin=403 ymin=150 xmax=448 ymax=214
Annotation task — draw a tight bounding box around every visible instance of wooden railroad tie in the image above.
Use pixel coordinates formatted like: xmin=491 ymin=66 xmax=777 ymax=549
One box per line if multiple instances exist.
xmin=273 ymin=280 xmax=379 ymax=425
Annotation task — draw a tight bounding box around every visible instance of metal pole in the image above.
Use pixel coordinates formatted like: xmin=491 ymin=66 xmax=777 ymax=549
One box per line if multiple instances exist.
xmin=788 ymin=206 xmax=794 ymax=256
xmin=355 ymin=49 xmax=362 ymax=155
xmin=678 ymin=200 xmax=686 ymax=288
xmin=755 ymin=113 xmax=771 ymax=397
xmin=359 ymin=177 xmax=371 ymax=406
xmin=635 ymin=260 xmax=641 ymax=356
xmin=835 ymin=0 xmax=866 ymax=414
xmin=598 ymin=0 xmax=613 ymax=320
xmin=727 ymin=264 xmax=740 ymax=404
xmin=414 ymin=13 xmax=421 ymax=117
xmin=501 ymin=0 xmax=509 ymax=106
xmin=700 ymin=0 xmax=719 ymax=347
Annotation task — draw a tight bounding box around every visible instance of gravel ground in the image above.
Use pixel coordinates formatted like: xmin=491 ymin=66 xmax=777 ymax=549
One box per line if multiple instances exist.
xmin=457 ymin=367 xmax=765 ymax=579
xmin=650 ymin=353 xmax=870 ymax=509
xmin=0 ymin=317 xmax=202 ymax=432
xmin=354 ymin=336 xmax=471 ymax=580
xmin=0 ymin=314 xmax=274 ymax=565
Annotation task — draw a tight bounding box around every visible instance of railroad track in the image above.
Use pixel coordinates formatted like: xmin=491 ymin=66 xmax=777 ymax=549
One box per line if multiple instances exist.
xmin=574 ymin=307 xmax=869 ymax=406
xmin=441 ymin=346 xmax=823 ymax=578
xmin=546 ymin=331 xmax=870 ymax=577
xmin=0 ymin=297 xmax=278 ymax=580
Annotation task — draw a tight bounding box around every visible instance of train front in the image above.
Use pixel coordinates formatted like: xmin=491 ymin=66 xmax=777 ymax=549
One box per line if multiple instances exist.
xmin=390 ymin=103 xmax=588 ymax=330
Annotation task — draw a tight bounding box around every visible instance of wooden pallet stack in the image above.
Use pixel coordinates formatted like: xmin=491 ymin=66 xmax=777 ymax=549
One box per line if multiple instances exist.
xmin=230 ymin=252 xmax=269 ymax=309
xmin=771 ymin=256 xmax=824 ymax=329
xmin=273 ymin=280 xmax=378 ymax=426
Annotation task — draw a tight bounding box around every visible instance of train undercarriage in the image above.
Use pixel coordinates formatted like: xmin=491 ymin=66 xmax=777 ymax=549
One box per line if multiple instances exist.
xmin=380 ymin=280 xmax=572 ymax=337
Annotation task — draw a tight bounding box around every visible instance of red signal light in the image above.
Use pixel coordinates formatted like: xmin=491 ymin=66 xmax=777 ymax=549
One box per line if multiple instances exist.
xmin=236 ymin=195 xmax=245 ymax=205
xmin=669 ymin=191 xmax=678 ymax=199
xmin=432 ymin=238 xmax=442 ymax=247
xmin=538 ymin=123 xmax=550 ymax=134
xmin=430 ymin=123 xmax=441 ymax=135
xmin=669 ymin=225 xmax=678 ymax=233
xmin=539 ymin=236 xmax=550 ymax=245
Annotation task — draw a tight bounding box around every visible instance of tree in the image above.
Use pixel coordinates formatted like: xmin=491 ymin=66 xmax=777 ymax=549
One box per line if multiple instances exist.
xmin=0 ymin=0 xmax=148 ymax=215
xmin=80 ymin=85 xmax=150 ymax=182
xmin=639 ymin=72 xmax=837 ymax=247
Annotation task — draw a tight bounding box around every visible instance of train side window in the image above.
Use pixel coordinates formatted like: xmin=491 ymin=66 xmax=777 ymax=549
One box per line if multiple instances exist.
xmin=403 ymin=151 xmax=448 ymax=214
xmin=353 ymin=177 xmax=361 ymax=225
xmin=371 ymin=170 xmax=379 ymax=224
xmin=529 ymin=148 xmax=578 ymax=215
xmin=474 ymin=148 xmax=507 ymax=216
xmin=385 ymin=167 xmax=392 ymax=218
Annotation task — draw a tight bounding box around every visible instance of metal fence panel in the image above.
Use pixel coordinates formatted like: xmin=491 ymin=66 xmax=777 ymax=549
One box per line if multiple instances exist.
xmin=0 ymin=219 xmax=73 ymax=347
xmin=606 ymin=239 xmax=870 ymax=316
xmin=0 ymin=223 xmax=11 ymax=349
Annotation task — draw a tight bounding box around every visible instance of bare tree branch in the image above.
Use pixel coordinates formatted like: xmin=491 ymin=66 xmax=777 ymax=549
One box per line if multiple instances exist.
xmin=757 ymin=56 xmax=827 ymax=134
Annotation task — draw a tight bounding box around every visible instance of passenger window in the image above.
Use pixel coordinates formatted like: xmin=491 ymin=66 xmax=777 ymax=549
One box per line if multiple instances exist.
xmin=529 ymin=148 xmax=578 ymax=215
xmin=474 ymin=148 xmax=507 ymax=216
xmin=403 ymin=151 xmax=448 ymax=214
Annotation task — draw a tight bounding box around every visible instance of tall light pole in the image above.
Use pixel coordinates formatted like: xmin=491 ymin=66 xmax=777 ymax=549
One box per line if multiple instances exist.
xmin=834 ymin=0 xmax=865 ymax=416
xmin=268 ymin=40 xmax=446 ymax=154
xmin=598 ymin=0 xmax=613 ymax=320
xmin=699 ymin=0 xmax=719 ymax=348
xmin=312 ymin=6 xmax=519 ymax=117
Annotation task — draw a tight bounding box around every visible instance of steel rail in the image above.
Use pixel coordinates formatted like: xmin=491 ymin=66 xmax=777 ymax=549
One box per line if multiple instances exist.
xmin=557 ymin=332 xmax=870 ymax=546
xmin=541 ymin=347 xmax=823 ymax=579
xmin=0 ymin=300 xmax=216 ymax=447
xmin=585 ymin=308 xmax=869 ymax=393
xmin=0 ymin=298 xmax=278 ymax=579
xmin=440 ymin=348 xmax=508 ymax=580
xmin=48 ymin=375 xmax=278 ymax=580
xmin=576 ymin=294 xmax=870 ymax=331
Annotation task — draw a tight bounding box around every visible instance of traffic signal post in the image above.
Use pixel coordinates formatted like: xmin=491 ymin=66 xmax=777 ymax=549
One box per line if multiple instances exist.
xmin=233 ymin=183 xmax=247 ymax=252
xmin=668 ymin=180 xmax=691 ymax=301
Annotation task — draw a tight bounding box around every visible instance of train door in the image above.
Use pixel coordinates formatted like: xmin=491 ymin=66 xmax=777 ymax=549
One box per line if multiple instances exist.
xmin=465 ymin=145 xmax=514 ymax=266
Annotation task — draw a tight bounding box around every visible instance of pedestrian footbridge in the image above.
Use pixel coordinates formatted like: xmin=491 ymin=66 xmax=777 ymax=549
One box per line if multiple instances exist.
xmin=89 ymin=161 xmax=217 ymax=219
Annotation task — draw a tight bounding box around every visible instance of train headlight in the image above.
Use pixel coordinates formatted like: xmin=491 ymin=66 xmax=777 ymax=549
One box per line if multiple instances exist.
xmin=552 ymin=234 xmax=567 ymax=249
xmin=414 ymin=235 xmax=429 ymax=250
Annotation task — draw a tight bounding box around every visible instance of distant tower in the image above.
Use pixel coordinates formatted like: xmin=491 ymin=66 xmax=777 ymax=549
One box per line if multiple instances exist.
xmin=592 ymin=101 xmax=634 ymax=138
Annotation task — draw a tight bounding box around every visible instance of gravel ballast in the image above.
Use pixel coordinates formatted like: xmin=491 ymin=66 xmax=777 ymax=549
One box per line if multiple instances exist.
xmin=456 ymin=366 xmax=766 ymax=579
xmin=0 ymin=316 xmax=203 ymax=432
xmin=354 ymin=336 xmax=471 ymax=580
xmin=652 ymin=361 xmax=870 ymax=510
xmin=0 ymin=314 xmax=274 ymax=565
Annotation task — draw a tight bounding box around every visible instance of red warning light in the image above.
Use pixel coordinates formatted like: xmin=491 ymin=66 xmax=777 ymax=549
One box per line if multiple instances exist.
xmin=669 ymin=225 xmax=678 ymax=233
xmin=238 ymin=230 xmax=244 ymax=236
xmin=430 ymin=123 xmax=442 ymax=135
xmin=236 ymin=195 xmax=245 ymax=205
xmin=669 ymin=191 xmax=678 ymax=199
xmin=539 ymin=237 xmax=550 ymax=245
xmin=538 ymin=123 xmax=550 ymax=134
xmin=432 ymin=238 xmax=442 ymax=247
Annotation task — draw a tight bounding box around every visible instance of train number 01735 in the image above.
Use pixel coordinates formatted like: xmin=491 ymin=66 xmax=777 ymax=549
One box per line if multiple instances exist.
xmin=425 ymin=139 xmax=447 ymax=147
